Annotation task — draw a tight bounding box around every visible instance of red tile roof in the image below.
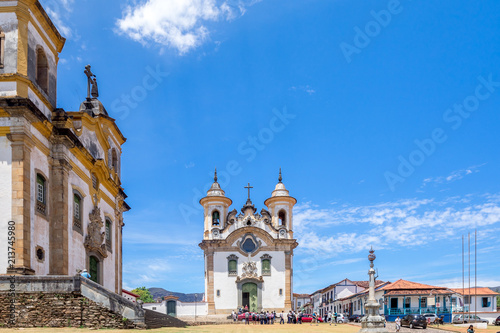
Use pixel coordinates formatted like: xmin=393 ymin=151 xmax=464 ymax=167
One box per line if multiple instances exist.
xmin=384 ymin=289 xmax=451 ymax=296
xmin=122 ymin=289 xmax=140 ymax=298
xmin=381 ymin=279 xmax=446 ymax=291
xmin=451 ymin=288 xmax=499 ymax=296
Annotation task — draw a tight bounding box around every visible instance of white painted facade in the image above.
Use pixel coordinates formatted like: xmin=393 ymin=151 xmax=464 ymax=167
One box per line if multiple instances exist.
xmin=199 ymin=174 xmax=298 ymax=314
xmin=0 ymin=135 xmax=12 ymax=274
xmin=0 ymin=0 xmax=128 ymax=295
xmin=144 ymin=299 xmax=209 ymax=317
xmin=212 ymin=250 xmax=287 ymax=310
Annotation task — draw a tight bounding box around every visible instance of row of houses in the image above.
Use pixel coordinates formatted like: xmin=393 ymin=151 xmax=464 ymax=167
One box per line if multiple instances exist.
xmin=293 ymin=278 xmax=499 ymax=323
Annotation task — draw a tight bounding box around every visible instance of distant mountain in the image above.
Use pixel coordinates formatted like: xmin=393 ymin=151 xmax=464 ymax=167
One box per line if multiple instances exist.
xmin=491 ymin=286 xmax=500 ymax=293
xmin=149 ymin=287 xmax=204 ymax=302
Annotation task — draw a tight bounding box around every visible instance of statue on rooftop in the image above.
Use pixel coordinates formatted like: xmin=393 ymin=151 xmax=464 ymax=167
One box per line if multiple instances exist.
xmin=84 ymin=65 xmax=99 ymax=99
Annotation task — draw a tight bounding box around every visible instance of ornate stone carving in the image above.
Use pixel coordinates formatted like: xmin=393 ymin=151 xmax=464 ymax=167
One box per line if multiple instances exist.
xmin=84 ymin=205 xmax=108 ymax=258
xmin=226 ymin=209 xmax=237 ymax=225
xmin=241 ymin=259 xmax=258 ymax=279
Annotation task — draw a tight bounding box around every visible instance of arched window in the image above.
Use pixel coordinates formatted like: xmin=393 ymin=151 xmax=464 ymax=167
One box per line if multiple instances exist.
xmin=111 ymin=149 xmax=118 ymax=173
xmin=278 ymin=210 xmax=286 ymax=226
xmin=36 ymin=47 xmax=49 ymax=94
xmin=36 ymin=173 xmax=46 ymax=215
xmin=105 ymin=218 xmax=112 ymax=251
xmin=212 ymin=210 xmax=220 ymax=226
xmin=73 ymin=193 xmax=82 ymax=232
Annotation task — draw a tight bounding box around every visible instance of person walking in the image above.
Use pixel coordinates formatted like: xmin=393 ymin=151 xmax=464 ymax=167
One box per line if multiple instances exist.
xmin=334 ymin=312 xmax=337 ymax=326
xmin=395 ymin=316 xmax=401 ymax=332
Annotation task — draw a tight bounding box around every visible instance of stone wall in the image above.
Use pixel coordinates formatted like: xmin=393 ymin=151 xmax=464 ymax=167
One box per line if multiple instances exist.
xmin=0 ymin=292 xmax=138 ymax=329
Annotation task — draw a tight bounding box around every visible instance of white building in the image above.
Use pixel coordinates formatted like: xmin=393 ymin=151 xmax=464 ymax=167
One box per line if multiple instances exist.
xmin=143 ymin=296 xmax=209 ymax=318
xmin=450 ymin=288 xmax=498 ymax=314
xmin=0 ymin=0 xmax=128 ymax=294
xmin=333 ymin=281 xmax=389 ymax=317
xmin=293 ymin=293 xmax=311 ymax=312
xmin=198 ymin=170 xmax=298 ymax=314
xmin=311 ymin=279 xmax=371 ymax=316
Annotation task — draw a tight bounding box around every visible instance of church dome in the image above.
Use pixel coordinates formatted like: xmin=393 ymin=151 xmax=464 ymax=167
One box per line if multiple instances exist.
xmin=271 ymin=168 xmax=290 ymax=197
xmin=206 ymin=181 xmax=225 ymax=197
xmin=271 ymin=182 xmax=289 ymax=197
xmin=206 ymin=168 xmax=225 ymax=197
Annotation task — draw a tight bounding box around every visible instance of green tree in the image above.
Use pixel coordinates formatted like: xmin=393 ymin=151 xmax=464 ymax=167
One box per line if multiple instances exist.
xmin=131 ymin=287 xmax=154 ymax=303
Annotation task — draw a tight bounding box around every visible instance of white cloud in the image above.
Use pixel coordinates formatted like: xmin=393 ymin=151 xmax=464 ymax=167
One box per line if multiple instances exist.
xmin=41 ymin=0 xmax=75 ymax=38
xmin=290 ymin=85 xmax=316 ymax=95
xmin=421 ymin=164 xmax=485 ymax=189
xmin=115 ymin=0 xmax=260 ymax=54
xmin=294 ymin=194 xmax=500 ymax=257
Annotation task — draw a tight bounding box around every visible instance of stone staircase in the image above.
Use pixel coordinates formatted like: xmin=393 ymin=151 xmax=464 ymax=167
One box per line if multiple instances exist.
xmin=144 ymin=309 xmax=187 ymax=329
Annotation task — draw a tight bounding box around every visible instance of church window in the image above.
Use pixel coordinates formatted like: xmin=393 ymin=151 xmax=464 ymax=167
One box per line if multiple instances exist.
xmin=241 ymin=238 xmax=256 ymax=253
xmin=261 ymin=254 xmax=272 ymax=276
xmin=111 ymin=149 xmax=118 ymax=173
xmin=0 ymin=29 xmax=4 ymax=68
xmin=105 ymin=218 xmax=112 ymax=251
xmin=36 ymin=174 xmax=46 ymax=215
xmin=212 ymin=210 xmax=220 ymax=226
xmin=279 ymin=289 xmax=283 ymax=296
xmin=228 ymin=260 xmax=237 ymax=275
xmin=73 ymin=193 xmax=82 ymax=232
xmin=36 ymin=47 xmax=49 ymax=95
xmin=227 ymin=255 xmax=238 ymax=276
xmin=35 ymin=246 xmax=45 ymax=262
xmin=92 ymin=173 xmax=98 ymax=190
xmin=89 ymin=255 xmax=100 ymax=284
xmin=216 ymin=290 xmax=220 ymax=297
xmin=278 ymin=210 xmax=286 ymax=226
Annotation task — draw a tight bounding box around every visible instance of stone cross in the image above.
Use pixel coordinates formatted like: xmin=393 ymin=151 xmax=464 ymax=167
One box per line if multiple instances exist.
xmin=244 ymin=183 xmax=253 ymax=200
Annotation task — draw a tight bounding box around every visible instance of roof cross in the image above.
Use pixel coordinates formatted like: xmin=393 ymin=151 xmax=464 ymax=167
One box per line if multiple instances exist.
xmin=244 ymin=183 xmax=253 ymax=200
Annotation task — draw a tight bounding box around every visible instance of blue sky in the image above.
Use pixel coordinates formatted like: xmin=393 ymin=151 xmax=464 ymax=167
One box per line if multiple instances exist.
xmin=42 ymin=0 xmax=500 ymax=293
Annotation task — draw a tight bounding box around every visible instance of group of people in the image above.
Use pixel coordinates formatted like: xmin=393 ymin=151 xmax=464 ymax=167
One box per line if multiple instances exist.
xmin=232 ymin=308 xmax=345 ymax=325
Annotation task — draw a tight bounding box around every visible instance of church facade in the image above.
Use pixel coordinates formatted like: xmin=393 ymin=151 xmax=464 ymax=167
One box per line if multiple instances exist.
xmin=199 ymin=171 xmax=298 ymax=314
xmin=0 ymin=0 xmax=128 ymax=294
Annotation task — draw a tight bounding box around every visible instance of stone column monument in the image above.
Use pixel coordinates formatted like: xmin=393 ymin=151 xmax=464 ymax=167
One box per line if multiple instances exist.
xmin=358 ymin=248 xmax=389 ymax=333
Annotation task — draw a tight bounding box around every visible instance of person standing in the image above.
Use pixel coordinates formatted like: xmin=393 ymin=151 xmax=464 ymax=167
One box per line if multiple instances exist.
xmin=279 ymin=311 xmax=284 ymax=324
xmin=80 ymin=269 xmax=91 ymax=279
xmin=395 ymin=316 xmax=401 ymax=332
xmin=244 ymin=311 xmax=249 ymax=325
xmin=334 ymin=312 xmax=337 ymax=326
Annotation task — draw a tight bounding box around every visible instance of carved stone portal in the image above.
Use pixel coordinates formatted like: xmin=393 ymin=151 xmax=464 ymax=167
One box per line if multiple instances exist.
xmin=84 ymin=205 xmax=108 ymax=258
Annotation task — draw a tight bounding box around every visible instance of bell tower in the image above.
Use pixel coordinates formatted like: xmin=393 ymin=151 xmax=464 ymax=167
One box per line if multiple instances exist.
xmin=0 ymin=0 xmax=65 ymax=118
xmin=264 ymin=169 xmax=297 ymax=238
xmin=199 ymin=169 xmax=232 ymax=240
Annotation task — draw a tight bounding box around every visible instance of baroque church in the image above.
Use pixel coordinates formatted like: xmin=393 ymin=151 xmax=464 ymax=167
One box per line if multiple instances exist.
xmin=199 ymin=170 xmax=298 ymax=314
xmin=0 ymin=0 xmax=128 ymax=294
